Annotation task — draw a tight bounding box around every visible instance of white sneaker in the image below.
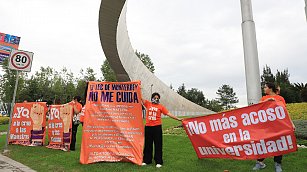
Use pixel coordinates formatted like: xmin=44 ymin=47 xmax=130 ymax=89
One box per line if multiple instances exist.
xmin=156 ymin=164 xmax=162 ymax=168
xmin=61 ymin=147 xmax=68 ymax=152
xmin=141 ymin=163 xmax=147 ymax=166
xmin=275 ymin=162 xmax=282 ymax=172
xmin=28 ymin=143 xmax=36 ymax=147
xmin=253 ymin=161 xmax=266 ymax=170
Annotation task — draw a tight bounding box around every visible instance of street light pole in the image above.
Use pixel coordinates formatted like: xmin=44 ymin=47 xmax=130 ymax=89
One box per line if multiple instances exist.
xmin=305 ymin=0 xmax=307 ymax=21
xmin=240 ymin=0 xmax=262 ymax=105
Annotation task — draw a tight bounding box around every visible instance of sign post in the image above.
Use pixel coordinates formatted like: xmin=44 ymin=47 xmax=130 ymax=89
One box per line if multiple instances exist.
xmin=4 ymin=49 xmax=33 ymax=153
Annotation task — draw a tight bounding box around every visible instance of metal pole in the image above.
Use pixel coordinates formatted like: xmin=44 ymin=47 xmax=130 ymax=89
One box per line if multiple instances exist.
xmin=4 ymin=70 xmax=20 ymax=152
xmin=305 ymin=0 xmax=307 ymax=21
xmin=240 ymin=0 xmax=262 ymax=105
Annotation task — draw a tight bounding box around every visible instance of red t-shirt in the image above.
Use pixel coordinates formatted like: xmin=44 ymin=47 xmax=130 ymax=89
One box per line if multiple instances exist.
xmin=260 ymin=95 xmax=286 ymax=106
xmin=144 ymin=100 xmax=169 ymax=126
xmin=69 ymin=101 xmax=82 ymax=114
xmin=75 ymin=102 xmax=82 ymax=113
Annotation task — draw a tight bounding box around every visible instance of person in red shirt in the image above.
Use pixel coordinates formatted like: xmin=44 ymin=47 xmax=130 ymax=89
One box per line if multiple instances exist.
xmin=253 ymin=82 xmax=295 ymax=172
xmin=142 ymin=92 xmax=182 ymax=168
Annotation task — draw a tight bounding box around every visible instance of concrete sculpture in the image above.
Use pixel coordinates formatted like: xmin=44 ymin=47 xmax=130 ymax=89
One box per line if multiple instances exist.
xmin=98 ymin=0 xmax=214 ymax=116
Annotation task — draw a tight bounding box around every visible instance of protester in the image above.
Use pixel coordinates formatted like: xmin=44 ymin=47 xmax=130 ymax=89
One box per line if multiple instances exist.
xmin=253 ymin=82 xmax=295 ymax=172
xmin=70 ymin=96 xmax=82 ymax=151
xmin=141 ymin=92 xmax=182 ymax=168
xmin=79 ymin=82 xmax=89 ymax=125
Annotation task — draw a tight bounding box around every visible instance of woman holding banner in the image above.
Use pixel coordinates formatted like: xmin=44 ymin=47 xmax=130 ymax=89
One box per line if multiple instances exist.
xmin=141 ymin=92 xmax=182 ymax=168
xmin=253 ymin=82 xmax=295 ymax=172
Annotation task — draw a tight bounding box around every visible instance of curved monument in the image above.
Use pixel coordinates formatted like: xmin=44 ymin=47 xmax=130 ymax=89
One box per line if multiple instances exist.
xmin=98 ymin=0 xmax=214 ymax=116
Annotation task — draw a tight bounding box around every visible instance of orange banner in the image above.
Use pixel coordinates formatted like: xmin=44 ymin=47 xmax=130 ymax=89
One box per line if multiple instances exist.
xmin=9 ymin=102 xmax=47 ymax=146
xmin=46 ymin=103 xmax=73 ymax=150
xmin=80 ymin=81 xmax=144 ymax=165
xmin=183 ymin=101 xmax=297 ymax=160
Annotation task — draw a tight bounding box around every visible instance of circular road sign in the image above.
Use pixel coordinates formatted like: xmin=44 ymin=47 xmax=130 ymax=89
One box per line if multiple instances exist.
xmin=8 ymin=49 xmax=34 ymax=72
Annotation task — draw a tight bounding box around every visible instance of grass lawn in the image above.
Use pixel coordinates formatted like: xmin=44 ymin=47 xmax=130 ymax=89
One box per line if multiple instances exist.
xmin=0 ymin=124 xmax=8 ymax=132
xmin=1 ymin=119 xmax=307 ymax=172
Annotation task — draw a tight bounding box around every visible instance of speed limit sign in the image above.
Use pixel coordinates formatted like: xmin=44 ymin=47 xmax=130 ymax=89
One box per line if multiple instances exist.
xmin=8 ymin=49 xmax=34 ymax=72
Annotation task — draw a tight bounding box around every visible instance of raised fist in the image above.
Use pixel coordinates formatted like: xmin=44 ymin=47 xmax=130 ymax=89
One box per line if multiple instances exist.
xmin=60 ymin=104 xmax=72 ymax=133
xmin=30 ymin=103 xmax=45 ymax=131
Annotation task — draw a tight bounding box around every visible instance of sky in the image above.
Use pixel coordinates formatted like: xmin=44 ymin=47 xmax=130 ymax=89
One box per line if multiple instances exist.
xmin=0 ymin=0 xmax=306 ymax=106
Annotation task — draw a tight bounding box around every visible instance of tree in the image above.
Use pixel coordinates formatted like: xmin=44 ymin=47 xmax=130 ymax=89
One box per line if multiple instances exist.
xmin=260 ymin=65 xmax=301 ymax=103
xmin=0 ymin=58 xmax=27 ymax=103
xmin=177 ymin=83 xmax=188 ymax=98
xmin=261 ymin=65 xmax=275 ymax=87
xmin=101 ymin=50 xmax=155 ymax=81
xmin=20 ymin=75 xmax=40 ymax=102
xmin=185 ymin=88 xmax=206 ymax=107
xmin=1 ymin=58 xmax=100 ymax=104
xmin=59 ymin=68 xmax=76 ymax=102
xmin=82 ymin=67 xmax=97 ymax=82
xmin=205 ymin=99 xmax=223 ymax=112
xmin=76 ymin=67 xmax=97 ymax=103
xmin=274 ymin=69 xmax=298 ymax=103
xmin=76 ymin=80 xmax=88 ymax=103
xmin=100 ymin=60 xmax=117 ymax=82
xmin=275 ymin=69 xmax=290 ymax=85
xmin=216 ymin=84 xmax=239 ymax=110
xmin=51 ymin=74 xmax=65 ymax=103
xmin=281 ymin=84 xmax=300 ymax=103
xmin=20 ymin=67 xmax=77 ymax=103
xmin=176 ymin=83 xmax=225 ymax=112
xmin=31 ymin=67 xmax=56 ymax=102
xmin=294 ymin=83 xmax=307 ymax=102
xmin=135 ymin=50 xmax=155 ymax=73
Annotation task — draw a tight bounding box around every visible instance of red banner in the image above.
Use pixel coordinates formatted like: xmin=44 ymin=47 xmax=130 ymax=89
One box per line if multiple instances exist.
xmin=9 ymin=102 xmax=47 ymax=146
xmin=0 ymin=32 xmax=20 ymax=62
xmin=46 ymin=103 xmax=73 ymax=150
xmin=80 ymin=81 xmax=144 ymax=165
xmin=183 ymin=101 xmax=297 ymax=160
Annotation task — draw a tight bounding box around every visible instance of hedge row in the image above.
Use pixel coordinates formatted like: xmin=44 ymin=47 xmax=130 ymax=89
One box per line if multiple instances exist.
xmin=293 ymin=120 xmax=307 ymax=140
xmin=0 ymin=117 xmax=10 ymax=125
xmin=287 ymin=102 xmax=307 ymax=120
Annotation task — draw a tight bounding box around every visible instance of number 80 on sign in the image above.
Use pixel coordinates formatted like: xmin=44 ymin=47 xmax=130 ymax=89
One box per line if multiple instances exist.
xmin=9 ymin=49 xmax=34 ymax=72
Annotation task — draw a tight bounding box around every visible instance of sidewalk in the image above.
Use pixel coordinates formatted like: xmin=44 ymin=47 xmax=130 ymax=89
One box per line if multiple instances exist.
xmin=0 ymin=153 xmax=36 ymax=172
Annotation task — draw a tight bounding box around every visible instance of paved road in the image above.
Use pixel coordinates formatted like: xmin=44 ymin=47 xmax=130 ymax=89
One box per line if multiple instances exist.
xmin=0 ymin=154 xmax=36 ymax=172
xmin=0 ymin=131 xmax=35 ymax=172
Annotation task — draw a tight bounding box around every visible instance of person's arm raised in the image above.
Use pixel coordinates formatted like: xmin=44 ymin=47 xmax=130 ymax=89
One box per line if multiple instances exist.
xmin=165 ymin=112 xmax=183 ymax=121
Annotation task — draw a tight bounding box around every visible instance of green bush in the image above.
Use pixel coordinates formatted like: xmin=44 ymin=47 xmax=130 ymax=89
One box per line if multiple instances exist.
xmin=0 ymin=117 xmax=9 ymax=125
xmin=293 ymin=120 xmax=307 ymax=140
xmin=287 ymin=102 xmax=307 ymax=120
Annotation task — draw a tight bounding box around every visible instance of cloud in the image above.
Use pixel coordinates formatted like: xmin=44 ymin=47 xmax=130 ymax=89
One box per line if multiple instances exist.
xmin=1 ymin=0 xmax=306 ymax=107
xmin=127 ymin=0 xmax=307 ymax=106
